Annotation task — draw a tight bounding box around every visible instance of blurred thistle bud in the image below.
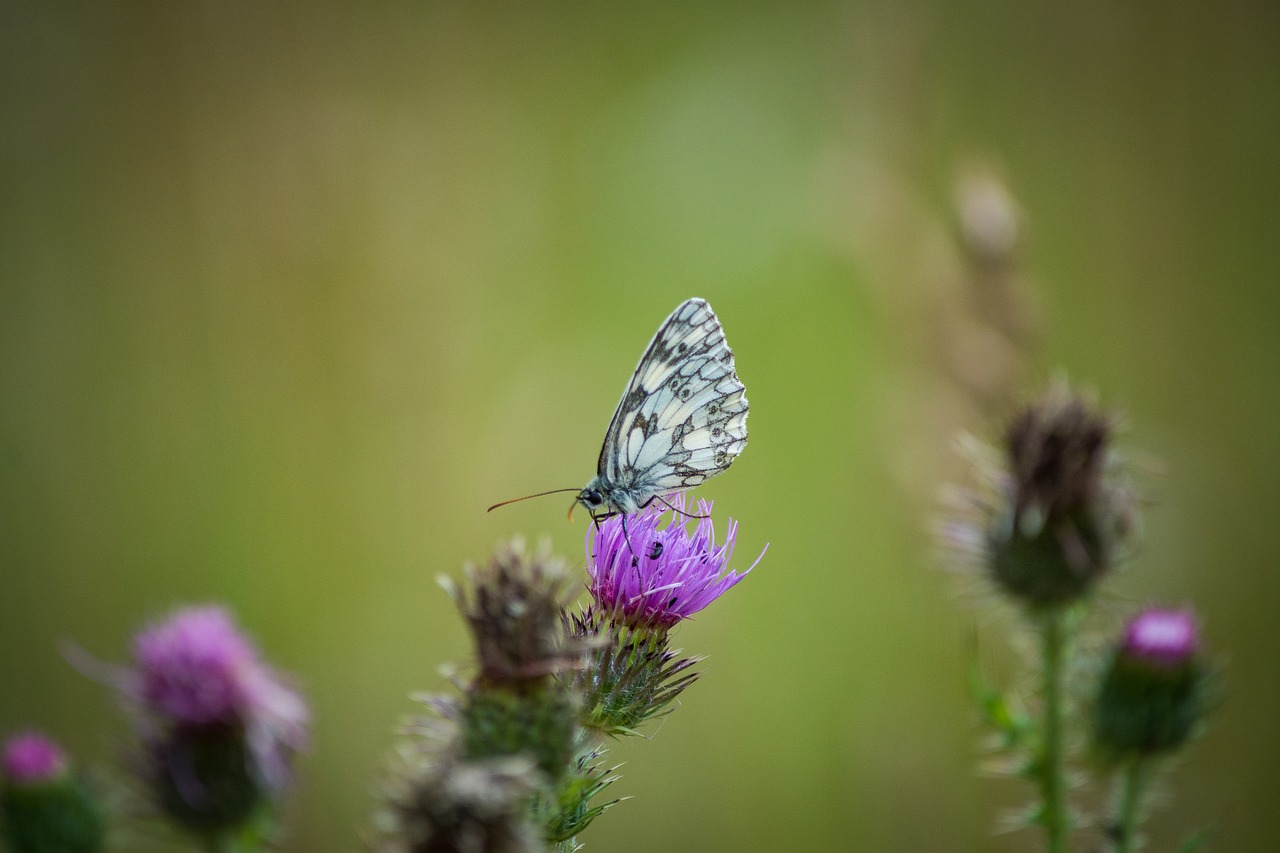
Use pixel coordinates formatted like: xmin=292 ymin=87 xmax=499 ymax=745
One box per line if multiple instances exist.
xmin=461 ymin=687 xmax=577 ymax=783
xmin=448 ymin=543 xmax=582 ymax=690
xmin=1 ymin=731 xmax=105 ymax=853
xmin=954 ymin=166 xmax=1022 ymax=267
xmin=117 ymin=606 xmax=308 ymax=838
xmin=945 ymin=385 xmax=1137 ymax=609
xmin=447 ymin=543 xmax=584 ymax=779
xmin=1093 ymin=608 xmax=1210 ymax=760
xmin=383 ymin=753 xmax=544 ymax=853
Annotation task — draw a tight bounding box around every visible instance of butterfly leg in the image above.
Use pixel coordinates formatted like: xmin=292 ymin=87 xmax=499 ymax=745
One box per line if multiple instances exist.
xmin=654 ymin=493 xmax=709 ymax=520
xmin=596 ymin=509 xmax=638 ymax=563
xmin=621 ymin=513 xmax=638 ymax=566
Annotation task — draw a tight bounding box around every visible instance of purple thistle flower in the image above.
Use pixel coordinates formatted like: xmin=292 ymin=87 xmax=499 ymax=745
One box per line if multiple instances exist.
xmin=2 ymin=731 xmax=67 ymax=785
xmin=126 ymin=606 xmax=308 ymax=792
xmin=1122 ymin=608 xmax=1198 ymax=669
xmin=586 ymin=494 xmax=765 ymax=629
xmin=133 ymin=606 xmax=260 ymax=726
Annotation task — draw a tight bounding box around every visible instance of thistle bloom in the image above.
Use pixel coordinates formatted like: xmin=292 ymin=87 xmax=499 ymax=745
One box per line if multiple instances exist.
xmin=1122 ymin=608 xmax=1197 ymax=669
xmin=108 ymin=606 xmax=309 ymax=839
xmin=128 ymin=606 xmax=308 ymax=790
xmin=586 ymin=494 xmax=765 ymax=629
xmin=1 ymin=731 xmax=104 ymax=853
xmin=134 ymin=606 xmax=261 ymax=725
xmin=3 ymin=733 xmax=67 ymax=786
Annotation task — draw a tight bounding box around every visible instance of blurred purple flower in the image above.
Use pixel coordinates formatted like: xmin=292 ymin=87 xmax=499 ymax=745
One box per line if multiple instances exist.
xmin=1094 ymin=606 xmax=1209 ymax=759
xmin=2 ymin=731 xmax=66 ymax=785
xmin=0 ymin=732 xmax=103 ymax=853
xmin=126 ymin=606 xmax=308 ymax=791
xmin=1122 ymin=607 xmax=1198 ymax=668
xmin=133 ymin=606 xmax=259 ymax=725
xmin=586 ymin=494 xmax=765 ymax=629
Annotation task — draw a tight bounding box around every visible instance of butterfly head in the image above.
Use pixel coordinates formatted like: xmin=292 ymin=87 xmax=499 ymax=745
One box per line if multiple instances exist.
xmin=570 ymin=481 xmax=608 ymax=522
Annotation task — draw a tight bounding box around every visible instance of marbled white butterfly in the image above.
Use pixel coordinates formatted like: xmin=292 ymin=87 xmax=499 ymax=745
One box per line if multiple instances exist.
xmin=488 ymin=297 xmax=749 ymax=523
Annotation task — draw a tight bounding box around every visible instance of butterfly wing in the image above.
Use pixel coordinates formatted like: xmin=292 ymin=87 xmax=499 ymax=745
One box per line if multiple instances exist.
xmin=597 ymin=298 xmax=748 ymax=508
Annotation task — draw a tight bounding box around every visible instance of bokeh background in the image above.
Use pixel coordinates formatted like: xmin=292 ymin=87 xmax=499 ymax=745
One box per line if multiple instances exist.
xmin=2 ymin=3 xmax=1277 ymax=851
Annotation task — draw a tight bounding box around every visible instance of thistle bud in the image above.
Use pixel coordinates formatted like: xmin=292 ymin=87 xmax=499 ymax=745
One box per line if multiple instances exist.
xmin=450 ymin=544 xmax=580 ymax=690
xmin=985 ymin=386 xmax=1135 ymax=607
xmin=461 ymin=688 xmax=577 ymax=780
xmin=1093 ymin=608 xmax=1208 ymax=759
xmin=1 ymin=731 xmax=105 ymax=853
xmin=385 ymin=754 xmax=543 ymax=853
xmin=955 ymin=167 xmax=1021 ymax=267
xmin=450 ymin=544 xmax=582 ymax=780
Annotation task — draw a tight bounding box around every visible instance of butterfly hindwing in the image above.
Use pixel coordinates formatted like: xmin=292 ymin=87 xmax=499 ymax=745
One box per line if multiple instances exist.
xmin=597 ymin=298 xmax=748 ymax=510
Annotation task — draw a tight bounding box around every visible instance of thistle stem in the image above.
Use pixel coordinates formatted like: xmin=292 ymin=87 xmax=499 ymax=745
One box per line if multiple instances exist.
xmin=1113 ymin=757 xmax=1148 ymax=853
xmin=1038 ymin=606 xmax=1070 ymax=853
xmin=202 ymin=835 xmax=232 ymax=853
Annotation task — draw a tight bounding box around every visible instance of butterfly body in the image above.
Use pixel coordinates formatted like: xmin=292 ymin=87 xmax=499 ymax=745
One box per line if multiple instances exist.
xmin=574 ymin=297 xmax=748 ymax=522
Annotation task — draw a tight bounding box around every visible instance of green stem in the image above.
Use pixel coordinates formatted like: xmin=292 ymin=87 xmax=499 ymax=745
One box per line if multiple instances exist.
xmin=202 ymin=836 xmax=230 ymax=853
xmin=202 ymin=830 xmax=242 ymax=853
xmin=1113 ymin=757 xmax=1148 ymax=853
xmin=1038 ymin=606 xmax=1070 ymax=853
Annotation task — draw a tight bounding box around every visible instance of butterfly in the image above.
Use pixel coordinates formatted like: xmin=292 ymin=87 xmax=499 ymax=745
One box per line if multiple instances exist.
xmin=488 ymin=297 xmax=749 ymax=524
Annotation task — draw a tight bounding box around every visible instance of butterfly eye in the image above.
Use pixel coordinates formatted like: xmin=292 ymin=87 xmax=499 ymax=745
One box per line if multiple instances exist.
xmin=582 ymin=489 xmax=603 ymax=507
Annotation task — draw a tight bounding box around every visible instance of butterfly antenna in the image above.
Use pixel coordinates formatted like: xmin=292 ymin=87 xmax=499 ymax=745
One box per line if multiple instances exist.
xmin=655 ymin=494 xmax=709 ymax=519
xmin=487 ymin=488 xmax=581 ymax=513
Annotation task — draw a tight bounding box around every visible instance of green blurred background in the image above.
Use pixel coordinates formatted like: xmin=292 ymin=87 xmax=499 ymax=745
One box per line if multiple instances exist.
xmin=2 ymin=3 xmax=1277 ymax=851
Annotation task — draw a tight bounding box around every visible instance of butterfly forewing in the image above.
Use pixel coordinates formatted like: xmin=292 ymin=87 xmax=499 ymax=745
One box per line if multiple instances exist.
xmin=596 ymin=298 xmax=748 ymax=511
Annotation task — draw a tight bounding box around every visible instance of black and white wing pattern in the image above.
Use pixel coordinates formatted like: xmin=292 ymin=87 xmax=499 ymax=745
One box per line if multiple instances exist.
xmin=586 ymin=297 xmax=748 ymax=515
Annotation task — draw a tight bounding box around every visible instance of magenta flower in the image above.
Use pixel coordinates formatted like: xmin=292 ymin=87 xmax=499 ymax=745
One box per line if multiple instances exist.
xmin=2 ymin=731 xmax=67 ymax=785
xmin=134 ymin=606 xmax=261 ymax=725
xmin=586 ymin=494 xmax=765 ymax=629
xmin=1094 ymin=606 xmax=1209 ymax=759
xmin=126 ymin=606 xmax=308 ymax=793
xmin=1 ymin=732 xmax=103 ymax=853
xmin=1122 ymin=607 xmax=1198 ymax=668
